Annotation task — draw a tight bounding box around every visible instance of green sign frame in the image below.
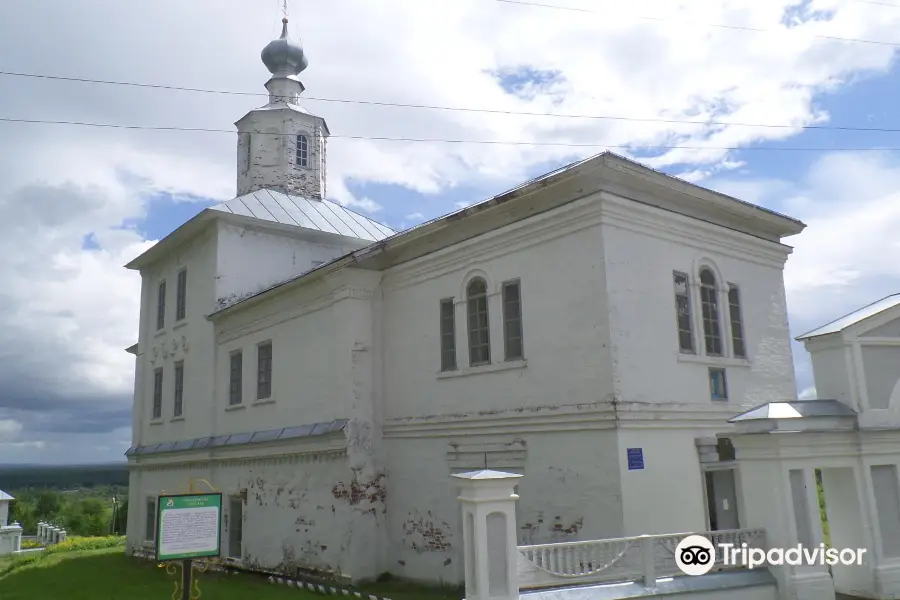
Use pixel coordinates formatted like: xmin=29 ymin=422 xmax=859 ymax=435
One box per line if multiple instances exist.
xmin=155 ymin=492 xmax=223 ymax=562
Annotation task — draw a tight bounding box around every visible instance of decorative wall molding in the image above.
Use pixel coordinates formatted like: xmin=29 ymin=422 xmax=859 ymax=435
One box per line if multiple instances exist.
xmin=384 ymin=401 xmax=746 ymax=438
xmin=129 ymin=447 xmax=347 ymax=472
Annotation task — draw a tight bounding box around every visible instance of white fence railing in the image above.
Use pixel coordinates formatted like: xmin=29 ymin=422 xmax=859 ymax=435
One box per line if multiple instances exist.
xmin=517 ymin=528 xmax=766 ymax=590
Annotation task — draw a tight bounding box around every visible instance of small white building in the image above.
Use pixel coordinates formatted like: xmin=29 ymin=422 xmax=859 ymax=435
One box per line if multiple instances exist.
xmin=124 ymin=18 xmax=807 ymax=584
xmin=0 ymin=489 xmax=22 ymax=556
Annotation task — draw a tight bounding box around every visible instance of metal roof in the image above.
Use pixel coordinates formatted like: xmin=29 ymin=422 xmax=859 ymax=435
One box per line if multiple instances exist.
xmin=209 ymin=189 xmax=395 ymax=242
xmin=728 ymin=400 xmax=856 ymax=423
xmin=0 ymin=489 xmax=13 ymax=501
xmin=124 ymin=418 xmax=347 ymax=457
xmin=796 ymin=293 xmax=900 ymax=341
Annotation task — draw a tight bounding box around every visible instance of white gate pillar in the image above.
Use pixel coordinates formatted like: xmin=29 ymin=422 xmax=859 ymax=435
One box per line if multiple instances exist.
xmin=731 ymin=433 xmax=835 ymax=600
xmin=453 ymin=470 xmax=522 ymax=600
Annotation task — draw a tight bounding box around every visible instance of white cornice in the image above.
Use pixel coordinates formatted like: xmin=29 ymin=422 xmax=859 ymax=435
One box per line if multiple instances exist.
xmin=129 ymin=434 xmax=347 ymax=469
xmin=384 ymin=197 xmax=603 ymax=292
xmin=599 ymin=194 xmax=791 ymax=269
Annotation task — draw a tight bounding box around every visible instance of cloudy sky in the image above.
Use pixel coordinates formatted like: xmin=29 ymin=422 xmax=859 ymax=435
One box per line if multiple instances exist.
xmin=1 ymin=0 xmax=900 ymax=464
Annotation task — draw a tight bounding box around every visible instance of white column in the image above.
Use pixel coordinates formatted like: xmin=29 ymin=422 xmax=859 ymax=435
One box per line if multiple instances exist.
xmin=453 ymin=470 xmax=522 ymax=600
xmin=37 ymin=522 xmax=44 ymax=543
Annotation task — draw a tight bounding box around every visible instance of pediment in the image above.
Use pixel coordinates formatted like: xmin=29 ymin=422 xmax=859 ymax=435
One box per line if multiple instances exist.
xmin=859 ymin=313 xmax=900 ymax=339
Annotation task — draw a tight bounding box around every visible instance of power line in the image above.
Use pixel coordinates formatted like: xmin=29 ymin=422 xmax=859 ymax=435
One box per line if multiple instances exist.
xmin=4 ymin=70 xmax=900 ymax=134
xmin=493 ymin=0 xmax=900 ymax=48
xmin=1 ymin=115 xmax=899 ymax=153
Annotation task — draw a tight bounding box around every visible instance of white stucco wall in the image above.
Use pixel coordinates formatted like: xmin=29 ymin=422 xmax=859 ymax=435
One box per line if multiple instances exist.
xmin=137 ymin=226 xmax=218 ymax=447
xmin=378 ymin=196 xmax=623 ymax=582
xmin=601 ymin=193 xmax=796 ymax=410
xmin=381 ymin=195 xmax=614 ymax=419
xmin=130 ymin=443 xmax=384 ymax=580
xmin=807 ymin=341 xmax=853 ymax=407
xmin=214 ymin=222 xmax=358 ymax=310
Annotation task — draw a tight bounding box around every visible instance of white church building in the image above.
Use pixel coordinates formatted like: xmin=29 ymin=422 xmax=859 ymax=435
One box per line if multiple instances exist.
xmin=123 ymin=17 xmax=808 ymax=584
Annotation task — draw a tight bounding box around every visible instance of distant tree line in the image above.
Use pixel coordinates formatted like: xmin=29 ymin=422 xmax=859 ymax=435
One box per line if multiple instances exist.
xmin=8 ymin=487 xmax=128 ymax=537
xmin=0 ymin=463 xmax=128 ymax=490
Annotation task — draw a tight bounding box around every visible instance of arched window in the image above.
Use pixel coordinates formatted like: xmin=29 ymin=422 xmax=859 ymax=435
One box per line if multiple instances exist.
xmin=699 ymin=268 xmax=722 ymax=356
xmin=295 ymin=134 xmax=309 ymax=168
xmin=467 ymin=278 xmax=490 ymax=366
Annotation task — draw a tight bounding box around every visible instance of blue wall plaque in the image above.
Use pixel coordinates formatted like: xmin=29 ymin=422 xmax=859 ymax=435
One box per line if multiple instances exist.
xmin=627 ymin=447 xmax=644 ymax=471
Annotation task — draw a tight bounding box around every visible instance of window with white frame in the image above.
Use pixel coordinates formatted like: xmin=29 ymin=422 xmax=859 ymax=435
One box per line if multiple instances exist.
xmin=439 ymin=298 xmax=456 ymax=371
xmin=466 ymin=278 xmax=490 ymax=366
xmin=295 ymin=134 xmax=309 ymax=168
xmin=152 ymin=368 xmax=163 ymax=420
xmin=176 ymin=269 xmax=187 ymax=321
xmin=709 ymin=368 xmax=728 ymax=401
xmin=257 ymin=342 xmax=273 ymax=400
xmin=156 ymin=280 xmax=166 ymax=330
xmin=673 ymin=271 xmax=694 ymax=353
xmin=502 ymin=280 xmax=524 ymax=361
xmin=728 ymin=284 xmax=746 ymax=358
xmin=229 ymin=351 xmax=242 ymax=405
xmin=699 ymin=268 xmax=723 ymax=356
xmin=173 ymin=361 xmax=184 ymax=418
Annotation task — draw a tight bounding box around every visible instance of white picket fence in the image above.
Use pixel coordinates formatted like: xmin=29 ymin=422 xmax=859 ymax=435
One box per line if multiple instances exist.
xmin=517 ymin=527 xmax=766 ymax=589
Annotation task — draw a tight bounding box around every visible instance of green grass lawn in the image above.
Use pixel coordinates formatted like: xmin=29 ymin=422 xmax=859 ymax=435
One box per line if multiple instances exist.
xmin=0 ymin=548 xmax=462 ymax=600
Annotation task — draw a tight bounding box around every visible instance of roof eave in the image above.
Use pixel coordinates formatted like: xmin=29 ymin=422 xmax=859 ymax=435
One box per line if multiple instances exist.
xmin=124 ymin=210 xmax=215 ymax=271
xmin=601 ymin=153 xmax=807 ymax=239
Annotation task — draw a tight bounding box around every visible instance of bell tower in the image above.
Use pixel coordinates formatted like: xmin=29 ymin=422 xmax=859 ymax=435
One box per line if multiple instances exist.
xmin=235 ymin=14 xmax=329 ymax=199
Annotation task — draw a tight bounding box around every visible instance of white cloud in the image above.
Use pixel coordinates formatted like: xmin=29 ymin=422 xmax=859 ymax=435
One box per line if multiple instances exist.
xmin=1 ymin=0 xmax=899 ymax=460
xmin=709 ymin=151 xmax=900 ymax=395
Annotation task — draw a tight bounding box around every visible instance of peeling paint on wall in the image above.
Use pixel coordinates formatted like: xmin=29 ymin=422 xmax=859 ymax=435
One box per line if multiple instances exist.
xmin=401 ymin=511 xmax=452 ymax=553
xmin=331 ymin=472 xmax=387 ymax=507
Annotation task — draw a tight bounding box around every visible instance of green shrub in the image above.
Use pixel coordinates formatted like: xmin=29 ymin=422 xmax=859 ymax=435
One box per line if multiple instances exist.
xmin=43 ymin=536 xmax=125 ymax=556
xmin=20 ymin=539 xmax=43 ymax=549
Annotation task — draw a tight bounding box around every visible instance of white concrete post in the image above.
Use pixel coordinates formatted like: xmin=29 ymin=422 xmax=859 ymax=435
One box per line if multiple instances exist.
xmin=59 ymin=529 xmax=67 ymax=543
xmin=639 ymin=535 xmax=656 ymax=587
xmin=453 ymin=470 xmax=522 ymax=600
xmin=37 ymin=522 xmax=44 ymax=542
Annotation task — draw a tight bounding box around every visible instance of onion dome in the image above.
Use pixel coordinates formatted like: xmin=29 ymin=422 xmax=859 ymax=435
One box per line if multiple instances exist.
xmin=261 ymin=18 xmax=309 ymax=77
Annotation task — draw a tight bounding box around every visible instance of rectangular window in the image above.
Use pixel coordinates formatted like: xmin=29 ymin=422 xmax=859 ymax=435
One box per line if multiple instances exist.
xmin=257 ymin=342 xmax=273 ymax=400
xmin=673 ymin=271 xmax=694 ymax=353
xmin=145 ymin=498 xmax=157 ymax=542
xmin=156 ymin=280 xmax=166 ymax=330
xmin=176 ymin=269 xmax=187 ymax=321
xmin=440 ymin=298 xmax=457 ymax=371
xmin=502 ymin=280 xmax=524 ymax=361
xmin=296 ymin=134 xmax=308 ymax=168
xmin=728 ymin=285 xmax=746 ymax=358
xmin=709 ymin=368 xmax=728 ymax=401
xmin=152 ymin=368 xmax=163 ymax=420
xmin=173 ymin=361 xmax=184 ymax=418
xmin=229 ymin=351 xmax=242 ymax=405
